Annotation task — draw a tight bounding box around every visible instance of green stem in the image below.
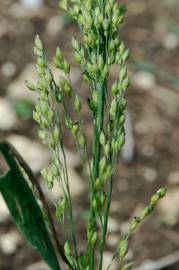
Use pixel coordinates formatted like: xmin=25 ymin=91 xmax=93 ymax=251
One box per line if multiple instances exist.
xmin=89 ymin=79 xmax=106 ymax=270
xmin=97 ymin=177 xmax=113 ymax=270
xmin=61 ymin=144 xmax=79 ymax=269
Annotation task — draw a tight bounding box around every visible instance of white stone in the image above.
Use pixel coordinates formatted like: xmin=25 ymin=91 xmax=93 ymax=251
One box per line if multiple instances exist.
xmin=26 ymin=261 xmax=68 ymax=270
xmin=7 ymin=135 xmax=51 ymax=173
xmin=168 ymin=171 xmax=179 ymax=184
xmin=122 ymin=110 xmax=135 ymax=164
xmin=157 ymin=188 xmax=179 ymax=226
xmin=46 ymin=16 xmax=65 ymax=37
xmin=102 ymin=252 xmax=118 ymax=270
xmin=0 ymin=98 xmax=18 ymax=131
xmin=142 ymin=144 xmax=155 ymax=158
xmin=107 ymin=234 xmax=119 ymax=248
xmin=26 ymin=261 xmax=51 ymax=270
xmin=163 ymin=32 xmax=179 ymax=51
xmin=110 ymin=201 xmax=120 ymax=213
xmin=7 ymin=64 xmax=39 ymax=102
xmin=107 ymin=217 xmax=119 ymax=234
xmin=143 ymin=167 xmax=157 ymax=182
xmin=0 ymin=194 xmax=10 ymax=223
xmin=20 ymin=0 xmax=44 ymax=9
xmin=120 ymin=221 xmax=130 ymax=235
xmin=7 ymin=63 xmax=81 ymax=103
xmin=1 ymin=62 xmax=16 ymax=78
xmin=9 ymin=3 xmax=40 ymax=18
xmin=41 ymin=149 xmax=85 ymax=201
xmin=0 ymin=231 xmax=21 ymax=254
xmin=133 ymin=71 xmax=156 ymax=90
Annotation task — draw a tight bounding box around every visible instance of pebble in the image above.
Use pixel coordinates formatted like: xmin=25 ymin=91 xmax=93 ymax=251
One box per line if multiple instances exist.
xmin=157 ymin=187 xmax=179 ymax=226
xmin=133 ymin=71 xmax=156 ymax=90
xmin=120 ymin=221 xmax=130 ymax=235
xmin=102 ymin=252 xmax=118 ymax=270
xmin=143 ymin=167 xmax=157 ymax=182
xmin=20 ymin=0 xmax=44 ymax=9
xmin=9 ymin=3 xmax=36 ymax=18
xmin=9 ymin=0 xmax=44 ymax=18
xmin=107 ymin=234 xmax=119 ymax=248
xmin=41 ymin=149 xmax=85 ymax=201
xmin=141 ymin=144 xmax=155 ymax=158
xmin=107 ymin=217 xmax=119 ymax=234
xmin=135 ymin=121 xmax=149 ymax=135
xmin=0 ymin=194 xmax=10 ymax=223
xmin=168 ymin=171 xmax=179 ymax=184
xmin=0 ymin=231 xmax=21 ymax=254
xmin=7 ymin=64 xmax=39 ymax=102
xmin=7 ymin=135 xmax=51 ymax=173
xmin=26 ymin=261 xmax=68 ymax=270
xmin=1 ymin=62 xmax=17 ymax=78
xmin=7 ymin=63 xmax=81 ymax=103
xmin=162 ymin=32 xmax=179 ymax=51
xmin=46 ymin=16 xmax=65 ymax=37
xmin=0 ymin=98 xmax=18 ymax=131
xmin=122 ymin=110 xmax=135 ymax=164
xmin=26 ymin=261 xmax=51 ymax=270
xmin=110 ymin=201 xmax=120 ymax=213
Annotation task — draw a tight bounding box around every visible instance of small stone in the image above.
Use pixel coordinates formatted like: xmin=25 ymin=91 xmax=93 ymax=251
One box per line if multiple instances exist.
xmin=7 ymin=64 xmax=39 ymax=102
xmin=0 ymin=20 xmax=8 ymax=38
xmin=46 ymin=16 xmax=65 ymax=37
xmin=162 ymin=32 xmax=179 ymax=51
xmin=168 ymin=171 xmax=179 ymax=184
xmin=108 ymin=217 xmax=119 ymax=234
xmin=0 ymin=194 xmax=10 ymax=223
xmin=1 ymin=62 xmax=16 ymax=78
xmin=7 ymin=64 xmax=81 ymax=103
xmin=107 ymin=234 xmax=119 ymax=248
xmin=26 ymin=261 xmax=51 ymax=270
xmin=120 ymin=221 xmax=130 ymax=235
xmin=157 ymin=188 xmax=179 ymax=226
xmin=44 ymin=166 xmax=85 ymax=201
xmin=41 ymin=148 xmax=85 ymax=201
xmin=141 ymin=144 xmax=155 ymax=158
xmin=135 ymin=121 xmax=149 ymax=135
xmin=125 ymin=249 xmax=134 ymax=261
xmin=20 ymin=0 xmax=44 ymax=9
xmin=26 ymin=261 xmax=68 ymax=270
xmin=143 ymin=167 xmax=157 ymax=182
xmin=111 ymin=201 xmax=120 ymax=213
xmin=8 ymin=2 xmax=34 ymax=19
xmin=102 ymin=252 xmax=118 ymax=270
xmin=0 ymin=98 xmax=18 ymax=131
xmin=133 ymin=71 xmax=156 ymax=90
xmin=7 ymin=135 xmax=51 ymax=173
xmin=69 ymin=67 xmax=81 ymax=86
xmin=122 ymin=110 xmax=135 ymax=164
xmin=0 ymin=231 xmax=21 ymax=254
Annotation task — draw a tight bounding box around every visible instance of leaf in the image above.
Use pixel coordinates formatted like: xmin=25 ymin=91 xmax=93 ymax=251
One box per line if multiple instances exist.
xmin=14 ymin=100 xmax=33 ymax=120
xmin=0 ymin=142 xmax=61 ymax=270
xmin=130 ymin=60 xmax=157 ymax=74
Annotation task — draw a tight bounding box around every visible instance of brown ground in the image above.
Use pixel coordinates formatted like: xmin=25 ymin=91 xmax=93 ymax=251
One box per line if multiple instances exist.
xmin=1 ymin=0 xmax=179 ymax=269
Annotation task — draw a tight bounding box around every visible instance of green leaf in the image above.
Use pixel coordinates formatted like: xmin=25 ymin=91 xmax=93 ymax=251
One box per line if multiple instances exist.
xmin=130 ymin=60 xmax=157 ymax=74
xmin=14 ymin=100 xmax=33 ymax=120
xmin=0 ymin=142 xmax=61 ymax=270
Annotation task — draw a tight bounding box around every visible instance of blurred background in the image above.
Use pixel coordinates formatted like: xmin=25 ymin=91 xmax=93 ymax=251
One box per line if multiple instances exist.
xmin=1 ymin=0 xmax=179 ymax=269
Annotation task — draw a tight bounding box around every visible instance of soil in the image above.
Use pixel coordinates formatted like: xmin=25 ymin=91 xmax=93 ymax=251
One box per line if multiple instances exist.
xmin=1 ymin=0 xmax=179 ymax=269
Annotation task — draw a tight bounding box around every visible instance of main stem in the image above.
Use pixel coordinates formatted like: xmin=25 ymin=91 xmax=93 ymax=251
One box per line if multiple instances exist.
xmin=89 ymin=79 xmax=106 ymax=270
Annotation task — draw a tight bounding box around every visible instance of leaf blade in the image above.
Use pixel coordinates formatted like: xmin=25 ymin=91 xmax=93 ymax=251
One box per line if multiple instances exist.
xmin=0 ymin=142 xmax=61 ymax=270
